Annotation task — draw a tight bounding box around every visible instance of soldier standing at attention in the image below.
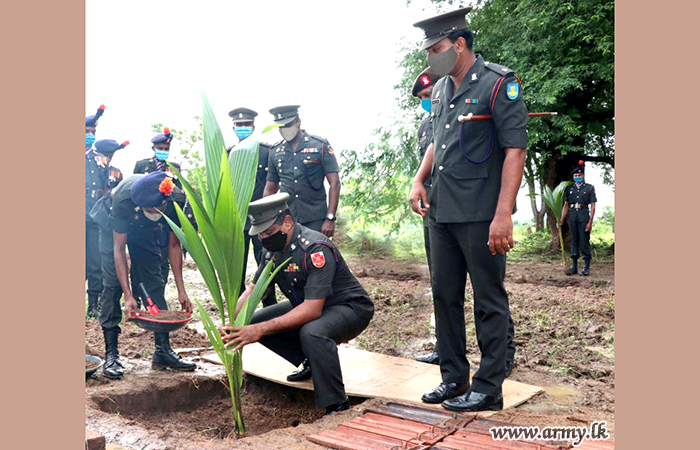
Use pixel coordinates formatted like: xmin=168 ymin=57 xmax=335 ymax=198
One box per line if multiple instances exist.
xmin=409 ymin=7 xmax=528 ymax=412
xmin=85 ymin=104 xmax=106 ymax=318
xmin=227 ymin=107 xmax=276 ymax=306
xmin=263 ymin=105 xmax=341 ymax=237
xmin=561 ymin=160 xmax=597 ymax=276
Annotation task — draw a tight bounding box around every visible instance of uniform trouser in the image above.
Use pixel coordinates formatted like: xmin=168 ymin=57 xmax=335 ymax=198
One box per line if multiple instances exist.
xmin=424 ymin=223 xmax=516 ymax=364
xmin=301 ymin=219 xmax=325 ymax=233
xmin=98 ymin=225 xmax=123 ymax=331
xmin=131 ymin=246 xmax=169 ymax=299
xmin=241 ymin=232 xmax=276 ymax=306
xmin=251 ymin=300 xmax=373 ymax=408
xmin=429 ymin=218 xmax=509 ymax=397
xmin=86 ymin=219 xmax=103 ymax=298
xmin=568 ymin=211 xmax=592 ymax=261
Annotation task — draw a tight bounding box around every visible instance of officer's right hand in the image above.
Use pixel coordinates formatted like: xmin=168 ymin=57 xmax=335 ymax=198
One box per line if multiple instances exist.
xmin=124 ymin=294 xmax=139 ymax=321
xmin=409 ymin=182 xmax=429 ymax=217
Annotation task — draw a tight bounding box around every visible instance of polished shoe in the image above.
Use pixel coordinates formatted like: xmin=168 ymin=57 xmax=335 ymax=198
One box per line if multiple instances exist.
xmin=580 ymin=259 xmax=591 ymax=276
xmin=415 ymin=351 xmax=440 ymax=365
xmin=152 ymin=332 xmax=196 ymax=371
xmin=287 ymin=359 xmax=312 ymax=382
xmin=505 ymin=359 xmax=515 ymax=378
xmin=103 ymin=329 xmax=124 ymax=379
xmin=442 ymin=390 xmax=504 ymax=412
xmin=325 ymin=397 xmax=350 ymax=415
xmin=421 ymin=382 xmax=469 ymax=404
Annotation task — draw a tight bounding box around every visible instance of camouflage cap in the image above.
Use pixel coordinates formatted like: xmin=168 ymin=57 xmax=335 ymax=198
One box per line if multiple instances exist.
xmin=248 ymin=192 xmax=291 ymax=236
xmin=413 ymin=7 xmax=472 ymax=50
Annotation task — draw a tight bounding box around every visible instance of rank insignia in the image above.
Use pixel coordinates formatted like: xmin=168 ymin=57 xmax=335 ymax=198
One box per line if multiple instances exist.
xmin=328 ymin=146 xmax=334 ymax=155
xmin=507 ymin=82 xmax=519 ymax=100
xmin=301 ymin=148 xmax=319 ymax=153
xmin=465 ymin=99 xmax=478 ymax=104
xmin=285 ymin=263 xmax=300 ymax=272
xmin=310 ymin=251 xmax=325 ymax=268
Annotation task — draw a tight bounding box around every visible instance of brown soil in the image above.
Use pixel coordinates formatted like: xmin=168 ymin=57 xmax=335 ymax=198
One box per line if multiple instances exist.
xmin=135 ymin=310 xmax=191 ymax=321
xmin=86 ymin=359 xmax=102 ymax=370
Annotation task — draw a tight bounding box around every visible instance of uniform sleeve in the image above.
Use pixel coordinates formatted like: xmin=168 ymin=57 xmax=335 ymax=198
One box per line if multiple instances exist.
xmin=267 ymin=149 xmax=280 ymax=183
xmin=492 ymin=74 xmax=529 ymax=149
xmin=304 ymin=245 xmax=337 ymax=300
xmin=109 ymin=200 xmax=131 ymax=234
xmin=163 ymin=201 xmax=182 ymax=229
xmin=133 ymin=161 xmax=144 ymax=174
xmin=321 ymin=142 xmax=340 ymax=174
xmin=589 ymin=185 xmax=597 ymax=203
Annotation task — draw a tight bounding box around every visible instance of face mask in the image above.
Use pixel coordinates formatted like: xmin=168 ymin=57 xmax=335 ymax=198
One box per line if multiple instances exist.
xmin=261 ymin=229 xmax=287 ymax=252
xmin=421 ymin=98 xmax=432 ymax=113
xmin=143 ymin=209 xmax=162 ymax=222
xmin=574 ymin=176 xmax=583 ymax=183
xmin=85 ymin=134 xmax=96 ymax=147
xmin=234 ymin=126 xmax=253 ymax=140
xmin=155 ymin=150 xmax=170 ymax=161
xmin=428 ymin=45 xmax=459 ymax=77
xmin=280 ymin=124 xmax=300 ymax=141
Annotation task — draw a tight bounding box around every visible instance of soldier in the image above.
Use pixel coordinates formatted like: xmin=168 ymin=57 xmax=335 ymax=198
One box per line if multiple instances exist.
xmin=409 ymin=7 xmax=528 ymax=412
xmin=219 ymin=193 xmax=374 ymax=415
xmin=227 ymin=107 xmax=276 ymax=306
xmin=92 ymin=171 xmax=196 ymax=379
xmin=561 ymin=160 xmax=597 ymax=276
xmin=263 ymin=105 xmax=341 ymax=237
xmin=85 ymin=104 xmax=107 ymax=318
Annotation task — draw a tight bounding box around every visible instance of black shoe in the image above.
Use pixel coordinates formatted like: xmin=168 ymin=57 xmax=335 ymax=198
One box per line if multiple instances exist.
xmin=287 ymin=359 xmax=312 ymax=382
xmin=421 ymin=382 xmax=469 ymax=404
xmin=103 ymin=329 xmax=124 ymax=379
xmin=152 ymin=332 xmax=197 ymax=371
xmin=442 ymin=390 xmax=504 ymax=412
xmin=325 ymin=397 xmax=350 ymax=415
xmin=415 ymin=351 xmax=440 ymax=365
xmin=580 ymin=259 xmax=590 ymax=276
xmin=505 ymin=360 xmax=515 ymax=378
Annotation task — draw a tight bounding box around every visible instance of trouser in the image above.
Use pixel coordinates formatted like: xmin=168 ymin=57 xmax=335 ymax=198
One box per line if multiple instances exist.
xmin=131 ymin=246 xmax=169 ymax=298
xmin=301 ymin=219 xmax=325 ymax=233
xmin=251 ymin=300 xmax=373 ymax=408
xmin=241 ymin=232 xmax=276 ymax=306
xmin=568 ymin=211 xmax=591 ymax=261
xmin=86 ymin=219 xmax=103 ymax=298
xmin=429 ymin=218 xmax=509 ymax=397
xmin=98 ymin=225 xmax=123 ymax=331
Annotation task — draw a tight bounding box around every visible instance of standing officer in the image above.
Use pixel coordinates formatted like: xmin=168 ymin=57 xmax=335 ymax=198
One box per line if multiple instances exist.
xmin=561 ymin=160 xmax=597 ymax=276
xmin=227 ymin=107 xmax=276 ymax=306
xmin=85 ymin=104 xmax=107 ymax=318
xmin=263 ymin=105 xmax=341 ymax=237
xmin=219 ymin=193 xmax=374 ymax=415
xmin=409 ymin=7 xmax=528 ymax=412
xmin=94 ymin=172 xmax=196 ymax=379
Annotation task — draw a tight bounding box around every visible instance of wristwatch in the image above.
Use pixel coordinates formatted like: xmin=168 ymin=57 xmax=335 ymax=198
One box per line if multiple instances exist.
xmin=326 ymin=213 xmax=337 ymax=221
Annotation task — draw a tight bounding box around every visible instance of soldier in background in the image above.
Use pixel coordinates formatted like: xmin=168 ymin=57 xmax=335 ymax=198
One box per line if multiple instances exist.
xmin=561 ymin=160 xmax=597 ymax=276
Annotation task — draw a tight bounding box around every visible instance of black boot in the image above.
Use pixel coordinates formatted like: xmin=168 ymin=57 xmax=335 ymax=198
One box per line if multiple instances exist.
xmin=581 ymin=259 xmax=591 ymax=276
xmin=325 ymin=397 xmax=350 ymax=415
xmin=86 ymin=294 xmax=100 ymax=319
xmin=287 ymin=358 xmax=312 ymax=381
xmin=567 ymin=258 xmax=579 ymax=275
xmin=152 ymin=332 xmax=196 ymax=371
xmin=103 ymin=329 xmax=124 ymax=379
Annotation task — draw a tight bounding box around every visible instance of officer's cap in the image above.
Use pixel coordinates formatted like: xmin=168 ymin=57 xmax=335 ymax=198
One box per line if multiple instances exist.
xmin=412 ymin=67 xmax=440 ymax=97
xmin=413 ymin=7 xmax=472 ymax=50
xmin=95 ymin=139 xmax=129 ymax=155
xmin=86 ymin=104 xmax=105 ymax=127
xmin=248 ymin=192 xmax=291 ymax=236
xmin=131 ymin=172 xmax=178 ymax=208
xmin=571 ymin=160 xmax=585 ymax=174
xmin=151 ymin=126 xmax=173 ymax=145
xmin=269 ymin=105 xmax=301 ymax=126
xmin=228 ymin=107 xmax=258 ymax=123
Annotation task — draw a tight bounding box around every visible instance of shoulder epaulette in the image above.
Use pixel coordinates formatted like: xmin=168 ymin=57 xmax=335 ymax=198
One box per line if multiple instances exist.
xmin=483 ymin=61 xmax=514 ymax=77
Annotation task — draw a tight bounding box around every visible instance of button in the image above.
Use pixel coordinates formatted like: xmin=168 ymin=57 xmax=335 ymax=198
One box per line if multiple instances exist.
xmin=442 ymin=144 xmax=446 ymax=149
xmin=439 ymin=166 xmax=444 ymax=171
xmin=294 ymin=180 xmax=298 ymax=183
xmin=445 ymin=124 xmax=450 ymax=129
xmin=295 ymin=194 xmax=299 ymax=198
xmin=294 ymin=167 xmax=297 ymax=170
xmin=449 ymin=104 xmax=454 ymax=108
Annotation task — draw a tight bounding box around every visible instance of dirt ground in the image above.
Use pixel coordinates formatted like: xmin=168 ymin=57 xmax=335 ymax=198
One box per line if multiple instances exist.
xmin=85 ymin=254 xmax=615 ymax=448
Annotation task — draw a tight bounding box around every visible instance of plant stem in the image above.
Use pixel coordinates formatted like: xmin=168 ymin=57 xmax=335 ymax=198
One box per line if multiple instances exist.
xmin=558 ymin=227 xmax=566 ymax=264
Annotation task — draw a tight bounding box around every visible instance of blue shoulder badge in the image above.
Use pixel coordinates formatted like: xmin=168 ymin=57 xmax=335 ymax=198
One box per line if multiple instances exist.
xmin=506 ymin=82 xmax=519 ymax=100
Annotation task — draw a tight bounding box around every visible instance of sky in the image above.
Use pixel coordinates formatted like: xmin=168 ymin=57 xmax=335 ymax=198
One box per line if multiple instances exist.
xmin=87 ymin=0 xmax=614 ymax=223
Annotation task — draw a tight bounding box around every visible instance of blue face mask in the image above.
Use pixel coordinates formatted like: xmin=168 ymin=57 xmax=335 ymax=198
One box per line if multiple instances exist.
xmin=155 ymin=150 xmax=170 ymax=161
xmin=85 ymin=134 xmax=96 ymax=147
xmin=421 ymin=99 xmax=431 ymax=113
xmin=234 ymin=126 xmax=253 ymax=140
xmin=574 ymin=176 xmax=583 ymax=183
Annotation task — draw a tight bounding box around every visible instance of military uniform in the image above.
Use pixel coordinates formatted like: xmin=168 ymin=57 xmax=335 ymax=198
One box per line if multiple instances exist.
xmin=565 ymin=182 xmax=597 ymax=262
xmin=248 ymin=214 xmax=373 ymax=409
xmin=267 ymin=131 xmax=339 ymax=232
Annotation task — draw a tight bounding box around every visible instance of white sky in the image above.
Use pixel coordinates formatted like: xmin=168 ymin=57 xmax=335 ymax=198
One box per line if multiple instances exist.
xmin=87 ymin=0 xmax=614 ymax=223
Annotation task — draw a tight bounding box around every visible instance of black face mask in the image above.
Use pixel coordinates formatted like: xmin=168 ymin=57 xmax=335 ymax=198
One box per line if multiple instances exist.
xmin=261 ymin=230 xmax=288 ymax=252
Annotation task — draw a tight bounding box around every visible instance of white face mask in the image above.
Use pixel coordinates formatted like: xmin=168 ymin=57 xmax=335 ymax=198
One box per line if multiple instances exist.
xmin=143 ymin=210 xmax=162 ymax=222
xmin=280 ymin=124 xmax=300 ymax=141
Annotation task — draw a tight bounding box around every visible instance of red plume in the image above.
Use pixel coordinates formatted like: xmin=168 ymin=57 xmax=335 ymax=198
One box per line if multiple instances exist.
xmin=579 ymin=160 xmax=584 ymax=165
xmin=122 ymin=141 xmax=130 ymax=146
xmin=99 ymin=104 xmax=105 ymax=110
xmin=163 ymin=127 xmax=170 ymax=135
xmin=159 ymin=177 xmax=175 ymax=197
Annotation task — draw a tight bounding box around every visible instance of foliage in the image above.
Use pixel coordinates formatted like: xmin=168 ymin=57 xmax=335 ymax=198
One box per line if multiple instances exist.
xmin=161 ymin=92 xmax=286 ymax=435
xmin=542 ymin=180 xmax=572 ymax=263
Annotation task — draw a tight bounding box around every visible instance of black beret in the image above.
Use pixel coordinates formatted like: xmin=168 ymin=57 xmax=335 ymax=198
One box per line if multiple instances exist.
xmin=412 ymin=67 xmax=440 ymax=97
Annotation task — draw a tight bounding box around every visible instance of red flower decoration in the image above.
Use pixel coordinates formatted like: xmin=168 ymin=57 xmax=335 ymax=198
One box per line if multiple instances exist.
xmin=163 ymin=127 xmax=170 ymax=135
xmin=159 ymin=177 xmax=175 ymax=197
xmin=99 ymin=104 xmax=105 ymax=110
xmin=579 ymin=160 xmax=584 ymax=165
xmin=122 ymin=140 xmax=130 ymax=146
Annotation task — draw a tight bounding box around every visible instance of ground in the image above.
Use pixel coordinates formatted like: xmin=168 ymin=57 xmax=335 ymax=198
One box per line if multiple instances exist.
xmin=85 ymin=253 xmax=614 ymax=449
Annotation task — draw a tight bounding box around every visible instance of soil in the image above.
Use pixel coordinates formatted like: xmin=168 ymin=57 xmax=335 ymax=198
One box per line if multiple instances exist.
xmin=135 ymin=310 xmax=191 ymax=321
xmin=86 ymin=359 xmax=102 ymax=370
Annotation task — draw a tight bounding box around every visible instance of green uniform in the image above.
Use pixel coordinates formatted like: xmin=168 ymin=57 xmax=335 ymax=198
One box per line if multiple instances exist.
xmin=250 ymin=223 xmax=374 ymax=408
xmin=267 ymin=131 xmax=339 ymax=231
xmin=565 ymin=183 xmax=597 ymax=261
xmin=428 ymin=55 xmax=528 ymax=396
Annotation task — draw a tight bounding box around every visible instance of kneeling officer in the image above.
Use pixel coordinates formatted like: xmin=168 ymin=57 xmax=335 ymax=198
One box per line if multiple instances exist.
xmin=219 ymin=193 xmax=374 ymax=414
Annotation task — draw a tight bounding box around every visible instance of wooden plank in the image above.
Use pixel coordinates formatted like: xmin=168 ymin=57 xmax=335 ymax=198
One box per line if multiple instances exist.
xmin=201 ymin=344 xmax=542 ymax=412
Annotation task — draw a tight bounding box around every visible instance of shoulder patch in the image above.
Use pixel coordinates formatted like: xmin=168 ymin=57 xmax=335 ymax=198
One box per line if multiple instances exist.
xmin=310 ymin=251 xmax=325 ymax=268
xmin=506 ymin=82 xmax=520 ymax=100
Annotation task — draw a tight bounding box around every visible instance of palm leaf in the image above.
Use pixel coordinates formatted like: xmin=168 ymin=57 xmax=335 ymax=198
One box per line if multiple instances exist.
xmin=201 ymin=91 xmax=226 ymax=205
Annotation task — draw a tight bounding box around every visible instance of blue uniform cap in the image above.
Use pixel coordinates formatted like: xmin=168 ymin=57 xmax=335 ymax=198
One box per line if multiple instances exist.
xmin=151 ymin=126 xmax=173 ymax=145
xmin=86 ymin=104 xmax=105 ymax=127
xmin=95 ymin=139 xmax=129 ymax=154
xmin=571 ymin=160 xmax=585 ymax=174
xmin=131 ymin=172 xmax=175 ymax=207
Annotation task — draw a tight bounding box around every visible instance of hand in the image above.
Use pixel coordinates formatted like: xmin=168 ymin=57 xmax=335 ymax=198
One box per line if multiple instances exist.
xmin=124 ymin=294 xmax=139 ymax=320
xmin=488 ymin=214 xmax=514 ymax=256
xmin=321 ymin=219 xmax=335 ymax=238
xmin=219 ymin=324 xmax=263 ymax=351
xmin=585 ymin=222 xmax=592 ymax=233
xmin=178 ymin=291 xmax=192 ymax=313
xmin=409 ymin=181 xmax=429 ymax=217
